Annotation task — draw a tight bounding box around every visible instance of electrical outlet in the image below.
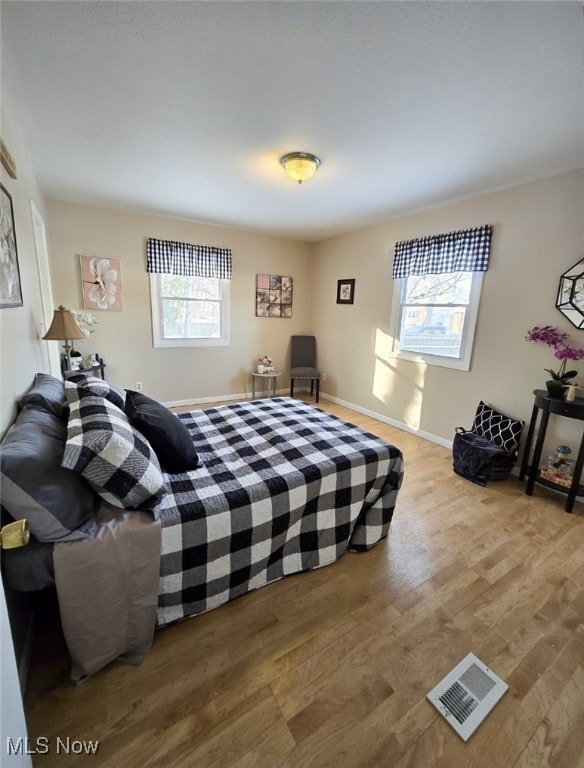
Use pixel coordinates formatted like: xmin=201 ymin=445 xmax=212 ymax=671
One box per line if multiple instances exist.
xmin=321 ymin=372 xmax=327 ymax=382
xmin=135 ymin=381 xmax=143 ymax=392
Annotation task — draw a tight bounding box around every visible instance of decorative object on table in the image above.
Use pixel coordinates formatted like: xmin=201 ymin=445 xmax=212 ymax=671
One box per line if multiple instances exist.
xmin=257 ymin=354 xmax=272 ymax=373
xmin=256 ymin=274 xmax=293 ymax=318
xmin=566 ymin=381 xmax=578 ymax=402
xmin=80 ymin=254 xmax=123 ymax=311
xmin=526 ymin=325 xmax=584 ymax=398
xmin=42 ymin=305 xmax=86 ymax=366
xmin=0 ymin=182 xmax=23 ymax=308
xmin=556 ymin=258 xmax=584 ymax=329
xmin=554 ymin=444 xmax=573 ymax=466
xmin=71 ymin=309 xmax=98 ymax=337
xmin=336 ymin=278 xmax=355 ymax=305
xmin=62 ymin=353 xmax=106 ymax=380
xmin=69 ymin=351 xmax=83 ymax=371
xmin=540 ymin=445 xmax=575 ymax=488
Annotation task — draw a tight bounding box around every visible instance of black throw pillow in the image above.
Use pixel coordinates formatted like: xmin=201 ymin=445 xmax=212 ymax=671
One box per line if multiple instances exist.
xmin=124 ymin=390 xmax=199 ymax=473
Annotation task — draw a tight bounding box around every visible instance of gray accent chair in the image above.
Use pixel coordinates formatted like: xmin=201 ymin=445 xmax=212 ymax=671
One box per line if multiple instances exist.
xmin=290 ymin=335 xmax=321 ymax=403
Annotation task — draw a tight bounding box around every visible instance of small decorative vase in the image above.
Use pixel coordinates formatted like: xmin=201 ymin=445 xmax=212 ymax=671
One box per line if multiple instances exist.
xmin=257 ymin=364 xmax=265 ymax=374
xmin=546 ymin=379 xmax=566 ymax=399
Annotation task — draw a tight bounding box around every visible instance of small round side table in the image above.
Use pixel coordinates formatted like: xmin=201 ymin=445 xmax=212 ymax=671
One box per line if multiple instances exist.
xmin=250 ymin=370 xmax=280 ymax=399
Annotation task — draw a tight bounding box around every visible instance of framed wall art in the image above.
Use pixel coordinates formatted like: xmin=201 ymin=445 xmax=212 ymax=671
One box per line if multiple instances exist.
xmin=256 ymin=273 xmax=293 ymax=317
xmin=556 ymin=258 xmax=584 ymax=329
xmin=336 ymin=278 xmax=355 ymax=305
xmin=0 ymin=183 xmax=23 ymax=308
xmin=80 ymin=254 xmax=123 ymax=311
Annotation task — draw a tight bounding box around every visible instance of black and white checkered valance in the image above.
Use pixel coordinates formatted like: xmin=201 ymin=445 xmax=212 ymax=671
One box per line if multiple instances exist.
xmin=392 ymin=225 xmax=492 ymax=279
xmin=146 ymin=238 xmax=232 ymax=279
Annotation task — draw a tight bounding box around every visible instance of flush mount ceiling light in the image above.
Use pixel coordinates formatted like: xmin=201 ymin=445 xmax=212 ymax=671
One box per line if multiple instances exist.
xmin=280 ymin=152 xmax=321 ymax=184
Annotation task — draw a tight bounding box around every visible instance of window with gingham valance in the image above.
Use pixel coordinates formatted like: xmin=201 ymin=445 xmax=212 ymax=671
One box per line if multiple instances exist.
xmin=392 ymin=225 xmax=492 ymax=279
xmin=146 ymin=238 xmax=232 ymax=279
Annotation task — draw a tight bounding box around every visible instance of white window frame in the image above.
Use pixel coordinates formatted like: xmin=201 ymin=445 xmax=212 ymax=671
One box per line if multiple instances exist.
xmin=149 ymin=273 xmax=230 ymax=348
xmin=388 ymin=271 xmax=484 ymax=371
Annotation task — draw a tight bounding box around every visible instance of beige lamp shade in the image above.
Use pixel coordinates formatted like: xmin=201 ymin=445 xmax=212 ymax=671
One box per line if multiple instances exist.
xmin=42 ymin=305 xmax=86 ymax=342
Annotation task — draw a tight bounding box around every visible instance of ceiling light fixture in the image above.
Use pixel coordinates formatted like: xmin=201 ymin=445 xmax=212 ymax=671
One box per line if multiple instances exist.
xmin=280 ymin=152 xmax=321 ymax=184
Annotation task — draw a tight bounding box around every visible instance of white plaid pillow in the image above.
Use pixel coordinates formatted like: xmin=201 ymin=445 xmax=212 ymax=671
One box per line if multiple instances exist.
xmin=64 ymin=377 xmax=125 ymax=409
xmin=62 ymin=391 xmax=167 ymax=509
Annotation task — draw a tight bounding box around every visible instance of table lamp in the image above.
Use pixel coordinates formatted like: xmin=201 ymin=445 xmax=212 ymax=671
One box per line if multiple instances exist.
xmin=42 ymin=305 xmax=86 ymax=366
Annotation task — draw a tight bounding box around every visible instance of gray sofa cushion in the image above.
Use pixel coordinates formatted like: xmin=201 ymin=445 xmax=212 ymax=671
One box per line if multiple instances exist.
xmin=0 ymin=406 xmax=98 ymax=542
xmin=18 ymin=372 xmax=66 ymax=419
xmin=1 ymin=536 xmax=55 ymax=592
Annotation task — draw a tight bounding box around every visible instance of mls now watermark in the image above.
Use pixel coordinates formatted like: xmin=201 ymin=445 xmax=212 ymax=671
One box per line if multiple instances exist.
xmin=7 ymin=737 xmax=100 ymax=756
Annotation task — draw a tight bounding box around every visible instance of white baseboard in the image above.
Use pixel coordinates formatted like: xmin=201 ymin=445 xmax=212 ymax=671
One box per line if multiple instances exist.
xmin=162 ymin=386 xmax=293 ymax=409
xmin=319 ymin=392 xmax=453 ymax=449
xmin=162 ymin=388 xmax=451 ymax=449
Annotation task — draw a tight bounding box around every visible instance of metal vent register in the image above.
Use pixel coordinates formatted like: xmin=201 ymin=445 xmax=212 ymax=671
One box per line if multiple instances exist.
xmin=427 ymin=653 xmax=508 ymax=741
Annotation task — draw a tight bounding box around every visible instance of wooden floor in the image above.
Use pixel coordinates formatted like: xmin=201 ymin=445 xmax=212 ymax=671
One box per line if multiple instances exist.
xmin=24 ymin=395 xmax=584 ymax=768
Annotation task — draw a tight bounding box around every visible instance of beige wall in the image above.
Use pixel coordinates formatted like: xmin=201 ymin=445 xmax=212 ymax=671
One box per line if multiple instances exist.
xmin=46 ymin=200 xmax=313 ymax=403
xmin=0 ymin=107 xmax=55 ymax=434
xmin=2 ymin=89 xmax=583 ymax=461
xmin=312 ymin=169 xmax=584 ymax=450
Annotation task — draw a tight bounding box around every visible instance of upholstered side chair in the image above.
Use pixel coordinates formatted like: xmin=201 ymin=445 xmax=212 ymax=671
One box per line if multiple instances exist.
xmin=290 ymin=335 xmax=321 ymax=403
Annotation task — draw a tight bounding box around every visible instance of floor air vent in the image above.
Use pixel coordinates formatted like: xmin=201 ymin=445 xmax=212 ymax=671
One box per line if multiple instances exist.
xmin=427 ymin=653 xmax=508 ymax=741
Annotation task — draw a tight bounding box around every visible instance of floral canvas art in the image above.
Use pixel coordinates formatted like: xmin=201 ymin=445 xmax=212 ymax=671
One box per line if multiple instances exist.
xmin=80 ymin=254 xmax=123 ymax=311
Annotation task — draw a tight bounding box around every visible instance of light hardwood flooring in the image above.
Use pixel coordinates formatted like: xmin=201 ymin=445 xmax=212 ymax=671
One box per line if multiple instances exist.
xmin=24 ymin=395 xmax=584 ymax=768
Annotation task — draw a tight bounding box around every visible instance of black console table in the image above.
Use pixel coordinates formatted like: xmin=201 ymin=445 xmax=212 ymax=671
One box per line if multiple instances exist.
xmin=61 ymin=355 xmax=106 ymax=381
xmin=519 ymin=389 xmax=584 ymax=513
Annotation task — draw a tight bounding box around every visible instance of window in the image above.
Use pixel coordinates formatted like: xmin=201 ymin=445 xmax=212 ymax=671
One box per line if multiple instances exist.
xmin=391 ymin=270 xmax=483 ymax=370
xmin=146 ymin=237 xmax=232 ymax=348
xmin=150 ymin=274 xmax=230 ymax=347
xmin=389 ymin=225 xmax=491 ymax=371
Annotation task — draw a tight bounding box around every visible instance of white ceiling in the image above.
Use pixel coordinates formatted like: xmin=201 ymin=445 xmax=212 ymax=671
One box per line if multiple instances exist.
xmin=2 ymin=1 xmax=583 ymax=242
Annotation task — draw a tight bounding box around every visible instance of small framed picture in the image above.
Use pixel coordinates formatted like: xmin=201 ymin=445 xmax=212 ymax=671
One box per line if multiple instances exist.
xmin=336 ymin=279 xmax=355 ymax=305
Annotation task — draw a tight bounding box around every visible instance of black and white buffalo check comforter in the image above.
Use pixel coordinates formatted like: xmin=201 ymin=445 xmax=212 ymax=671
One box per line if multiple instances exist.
xmin=155 ymin=398 xmax=404 ymax=627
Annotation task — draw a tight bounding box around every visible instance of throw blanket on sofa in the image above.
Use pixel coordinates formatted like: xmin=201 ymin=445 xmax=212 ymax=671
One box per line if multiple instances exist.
xmin=156 ymin=398 xmax=404 ymax=626
xmin=53 ymin=504 xmax=161 ymax=681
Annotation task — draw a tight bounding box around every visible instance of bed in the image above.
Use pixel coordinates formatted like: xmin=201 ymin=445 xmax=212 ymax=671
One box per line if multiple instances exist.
xmin=1 ymin=374 xmax=404 ymax=680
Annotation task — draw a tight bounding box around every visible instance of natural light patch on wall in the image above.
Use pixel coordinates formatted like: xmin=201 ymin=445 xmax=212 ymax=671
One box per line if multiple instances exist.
xmin=373 ymin=327 xmax=427 ymax=430
xmin=374 ymin=327 xmax=393 ymax=359
xmin=403 ymin=365 xmax=426 ymax=431
xmin=372 ymin=357 xmax=395 ymax=406
xmin=372 ymin=328 xmax=395 ymax=405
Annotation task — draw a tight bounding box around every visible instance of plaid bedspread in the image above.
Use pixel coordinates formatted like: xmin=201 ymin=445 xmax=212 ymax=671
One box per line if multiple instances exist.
xmin=155 ymin=398 xmax=404 ymax=627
